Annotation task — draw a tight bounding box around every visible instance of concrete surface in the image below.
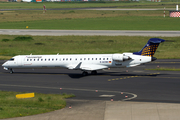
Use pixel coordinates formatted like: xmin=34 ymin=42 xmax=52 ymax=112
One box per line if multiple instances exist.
xmin=2 ymin=100 xmax=180 ymax=120
xmin=1 ymin=29 xmax=180 ymax=37
xmin=104 ymin=101 xmax=180 ymax=120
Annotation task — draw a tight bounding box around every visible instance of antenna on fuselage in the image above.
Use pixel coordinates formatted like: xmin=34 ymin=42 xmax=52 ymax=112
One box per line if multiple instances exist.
xmin=57 ymin=53 xmax=59 ymax=55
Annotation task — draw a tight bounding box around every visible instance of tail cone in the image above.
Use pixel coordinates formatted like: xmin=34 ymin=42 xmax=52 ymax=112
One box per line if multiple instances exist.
xmin=151 ymin=57 xmax=157 ymax=61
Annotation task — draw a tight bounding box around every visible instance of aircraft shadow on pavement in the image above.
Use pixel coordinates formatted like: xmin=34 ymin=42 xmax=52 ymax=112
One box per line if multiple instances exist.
xmin=2 ymin=70 xmax=164 ymax=79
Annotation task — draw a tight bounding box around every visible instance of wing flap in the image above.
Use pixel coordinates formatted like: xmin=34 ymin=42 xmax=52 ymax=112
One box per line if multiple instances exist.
xmin=68 ymin=62 xmax=82 ymax=70
xmin=80 ymin=64 xmax=108 ymax=71
xmin=68 ymin=62 xmax=108 ymax=71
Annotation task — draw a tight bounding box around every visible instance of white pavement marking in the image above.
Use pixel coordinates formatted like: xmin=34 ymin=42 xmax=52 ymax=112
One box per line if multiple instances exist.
xmin=99 ymin=95 xmax=115 ymax=97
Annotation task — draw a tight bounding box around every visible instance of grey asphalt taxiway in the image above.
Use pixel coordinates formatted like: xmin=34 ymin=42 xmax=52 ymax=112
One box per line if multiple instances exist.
xmin=1 ymin=59 xmax=180 ymax=102
xmin=1 ymin=59 xmax=180 ymax=120
xmin=1 ymin=29 xmax=180 ymax=37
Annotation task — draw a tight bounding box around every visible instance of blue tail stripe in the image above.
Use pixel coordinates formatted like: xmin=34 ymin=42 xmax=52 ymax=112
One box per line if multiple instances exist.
xmin=133 ymin=38 xmax=165 ymax=56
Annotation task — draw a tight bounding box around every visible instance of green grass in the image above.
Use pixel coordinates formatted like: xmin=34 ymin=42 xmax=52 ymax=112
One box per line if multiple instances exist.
xmin=0 ymin=10 xmax=164 ymax=22
xmin=0 ymin=2 xmax=179 ymax=59
xmin=146 ymin=67 xmax=180 ymax=71
xmin=0 ymin=35 xmax=180 ymax=59
xmin=0 ymin=10 xmax=179 ymax=30
xmin=0 ymin=2 xmax=178 ymax=9
xmin=0 ymin=91 xmax=75 ymax=119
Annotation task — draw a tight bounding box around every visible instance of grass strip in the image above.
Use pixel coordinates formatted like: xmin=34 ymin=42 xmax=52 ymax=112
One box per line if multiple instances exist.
xmin=0 ymin=2 xmax=179 ymax=9
xmin=0 ymin=91 xmax=75 ymax=119
xmin=146 ymin=67 xmax=180 ymax=71
xmin=0 ymin=10 xmax=180 ymax=30
xmin=0 ymin=35 xmax=180 ymax=59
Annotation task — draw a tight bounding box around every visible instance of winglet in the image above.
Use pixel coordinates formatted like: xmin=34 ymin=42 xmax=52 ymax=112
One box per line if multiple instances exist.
xmin=68 ymin=62 xmax=82 ymax=70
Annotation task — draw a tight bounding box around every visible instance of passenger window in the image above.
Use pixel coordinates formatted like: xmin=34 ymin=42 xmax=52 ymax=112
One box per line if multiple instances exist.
xmin=66 ymin=58 xmax=68 ymax=61
xmin=70 ymin=58 xmax=72 ymax=61
xmin=88 ymin=58 xmax=90 ymax=60
xmin=59 ymin=59 xmax=61 ymax=61
xmin=52 ymin=59 xmax=54 ymax=61
xmin=75 ymin=58 xmax=77 ymax=60
xmin=107 ymin=58 xmax=108 ymax=60
xmin=99 ymin=58 xmax=101 ymax=60
xmin=56 ymin=58 xmax=57 ymax=61
xmin=63 ymin=58 xmax=65 ymax=61
xmin=34 ymin=59 xmax=35 ymax=61
xmin=84 ymin=58 xmax=86 ymax=60
xmin=45 ymin=59 xmax=46 ymax=61
xmin=80 ymin=58 xmax=82 ymax=60
xmin=27 ymin=59 xmax=29 ymax=61
xmin=92 ymin=58 xmax=94 ymax=60
xmin=30 ymin=59 xmax=32 ymax=61
xmin=96 ymin=58 xmax=97 ymax=60
xmin=37 ymin=59 xmax=39 ymax=61
xmin=103 ymin=58 xmax=105 ymax=60
xmin=41 ymin=59 xmax=43 ymax=61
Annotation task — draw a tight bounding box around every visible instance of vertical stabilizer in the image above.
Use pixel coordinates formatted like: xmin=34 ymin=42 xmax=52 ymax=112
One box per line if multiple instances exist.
xmin=133 ymin=38 xmax=165 ymax=56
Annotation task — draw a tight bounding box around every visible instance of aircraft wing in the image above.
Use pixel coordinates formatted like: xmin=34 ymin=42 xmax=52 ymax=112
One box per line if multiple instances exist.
xmin=67 ymin=62 xmax=108 ymax=71
xmin=80 ymin=64 xmax=108 ymax=71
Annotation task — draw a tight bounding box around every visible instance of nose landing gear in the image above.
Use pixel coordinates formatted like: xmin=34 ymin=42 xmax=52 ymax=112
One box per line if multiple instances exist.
xmin=9 ymin=68 xmax=14 ymax=74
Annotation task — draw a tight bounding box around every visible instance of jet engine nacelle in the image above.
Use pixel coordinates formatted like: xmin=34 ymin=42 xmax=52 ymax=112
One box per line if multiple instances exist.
xmin=112 ymin=54 xmax=130 ymax=62
xmin=112 ymin=53 xmax=131 ymax=61
xmin=112 ymin=54 xmax=123 ymax=61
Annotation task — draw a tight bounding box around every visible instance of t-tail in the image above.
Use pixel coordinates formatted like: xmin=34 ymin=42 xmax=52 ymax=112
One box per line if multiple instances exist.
xmin=133 ymin=38 xmax=165 ymax=61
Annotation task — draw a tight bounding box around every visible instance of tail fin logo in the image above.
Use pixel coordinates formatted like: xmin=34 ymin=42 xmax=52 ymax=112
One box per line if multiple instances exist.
xmin=133 ymin=38 xmax=165 ymax=57
xmin=141 ymin=45 xmax=158 ymax=56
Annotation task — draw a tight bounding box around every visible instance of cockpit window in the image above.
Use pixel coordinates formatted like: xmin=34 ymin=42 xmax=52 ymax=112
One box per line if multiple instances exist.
xmin=9 ymin=58 xmax=14 ymax=61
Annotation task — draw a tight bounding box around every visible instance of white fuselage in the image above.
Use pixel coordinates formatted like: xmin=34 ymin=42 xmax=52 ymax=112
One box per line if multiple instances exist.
xmin=2 ymin=53 xmax=152 ymax=71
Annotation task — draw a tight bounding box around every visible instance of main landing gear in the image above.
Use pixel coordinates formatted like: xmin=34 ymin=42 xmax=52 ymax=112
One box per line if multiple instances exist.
xmin=91 ymin=70 xmax=97 ymax=75
xmin=82 ymin=70 xmax=97 ymax=76
xmin=82 ymin=71 xmax=88 ymax=76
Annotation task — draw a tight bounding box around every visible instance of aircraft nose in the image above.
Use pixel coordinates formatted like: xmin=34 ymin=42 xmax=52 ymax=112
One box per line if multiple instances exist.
xmin=2 ymin=62 xmax=7 ymax=67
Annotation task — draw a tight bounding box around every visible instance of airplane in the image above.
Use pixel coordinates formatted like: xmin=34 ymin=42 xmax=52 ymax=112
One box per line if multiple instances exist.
xmin=2 ymin=38 xmax=165 ymax=75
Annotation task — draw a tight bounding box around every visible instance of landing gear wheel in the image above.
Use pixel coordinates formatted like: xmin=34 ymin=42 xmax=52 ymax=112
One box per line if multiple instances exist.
xmin=9 ymin=69 xmax=14 ymax=74
xmin=82 ymin=71 xmax=88 ymax=76
xmin=91 ymin=70 xmax=97 ymax=75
